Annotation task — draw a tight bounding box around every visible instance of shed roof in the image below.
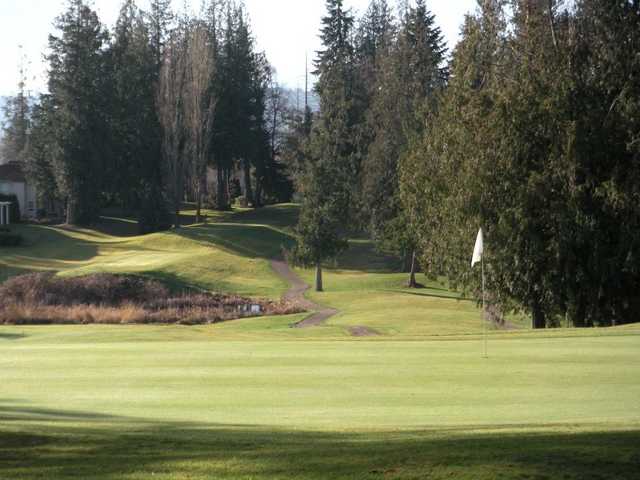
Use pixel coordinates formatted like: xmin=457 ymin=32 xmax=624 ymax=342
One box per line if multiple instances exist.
xmin=0 ymin=162 xmax=26 ymax=183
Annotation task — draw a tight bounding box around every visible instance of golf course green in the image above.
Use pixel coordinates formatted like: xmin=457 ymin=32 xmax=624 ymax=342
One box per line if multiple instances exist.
xmin=1 ymin=205 xmax=639 ymax=479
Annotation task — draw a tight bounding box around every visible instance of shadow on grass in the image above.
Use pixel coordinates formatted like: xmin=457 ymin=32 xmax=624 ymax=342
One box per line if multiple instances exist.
xmin=138 ymin=269 xmax=217 ymax=294
xmin=230 ymin=204 xmax=300 ymax=231
xmin=0 ymin=404 xmax=119 ymax=422
xmin=387 ymin=289 xmax=472 ymax=302
xmin=93 ymin=216 xmax=142 ymax=237
xmin=0 ymin=332 xmax=27 ymax=341
xmin=0 ymin=404 xmax=638 ymax=479
xmin=175 ymin=223 xmax=295 ymax=260
xmin=2 ymin=225 xmax=100 ymax=262
xmin=0 ymin=225 xmax=101 ymax=283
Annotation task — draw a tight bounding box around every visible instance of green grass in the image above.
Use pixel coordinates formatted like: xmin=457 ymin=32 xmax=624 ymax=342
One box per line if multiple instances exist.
xmin=0 ymin=206 xmax=297 ymax=298
xmin=1 ymin=325 xmax=639 ymax=479
xmin=2 ymin=204 xmax=640 ymax=478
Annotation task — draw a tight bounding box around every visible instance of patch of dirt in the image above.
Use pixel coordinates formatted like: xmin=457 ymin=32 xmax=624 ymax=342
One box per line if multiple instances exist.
xmin=270 ymin=260 xmax=339 ymax=328
xmin=348 ymin=326 xmax=379 ymax=337
xmin=296 ymin=308 xmax=340 ymax=328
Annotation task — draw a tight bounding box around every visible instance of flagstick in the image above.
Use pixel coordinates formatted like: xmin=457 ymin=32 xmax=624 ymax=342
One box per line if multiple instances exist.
xmin=482 ymin=256 xmax=488 ymax=358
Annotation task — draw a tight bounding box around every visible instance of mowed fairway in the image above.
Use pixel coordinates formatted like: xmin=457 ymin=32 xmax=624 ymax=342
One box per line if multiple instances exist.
xmin=1 ymin=327 xmax=639 ymax=479
xmin=1 ymin=205 xmax=640 ymax=479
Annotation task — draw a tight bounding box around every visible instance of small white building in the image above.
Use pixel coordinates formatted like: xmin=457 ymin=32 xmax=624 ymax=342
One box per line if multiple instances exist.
xmin=0 ymin=161 xmax=38 ymax=220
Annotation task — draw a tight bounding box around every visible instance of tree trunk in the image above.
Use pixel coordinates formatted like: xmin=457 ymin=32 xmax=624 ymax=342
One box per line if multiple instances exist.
xmin=532 ymin=300 xmax=546 ymax=329
xmin=407 ymin=250 xmax=418 ymax=288
xmin=315 ymin=263 xmax=323 ymax=292
xmin=547 ymin=0 xmax=559 ymax=51
xmin=174 ymin=209 xmax=181 ymax=229
xmin=172 ymin=172 xmax=182 ymax=229
xmin=243 ymin=160 xmax=254 ymax=206
xmin=173 ymin=193 xmax=181 ymax=229
xmin=65 ymin=197 xmax=74 ymax=225
xmin=225 ymin=169 xmax=232 ymax=207
xmin=572 ymin=297 xmax=587 ymax=328
xmin=66 ymin=192 xmax=89 ymax=226
xmin=195 ymin=174 xmax=205 ymax=223
xmin=216 ymin=168 xmax=228 ymax=211
xmin=254 ymin=177 xmax=263 ymax=208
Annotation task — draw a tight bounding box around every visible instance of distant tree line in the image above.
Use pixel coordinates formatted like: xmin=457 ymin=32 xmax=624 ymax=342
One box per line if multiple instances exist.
xmin=2 ymin=0 xmax=295 ymax=231
xmin=293 ymin=0 xmax=640 ymax=329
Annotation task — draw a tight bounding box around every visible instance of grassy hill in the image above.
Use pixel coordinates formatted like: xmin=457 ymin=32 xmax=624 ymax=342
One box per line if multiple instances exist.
xmin=0 ymin=205 xmax=298 ymax=298
xmin=1 ymin=204 xmax=488 ymax=337
xmin=1 ymin=204 xmax=639 ymax=479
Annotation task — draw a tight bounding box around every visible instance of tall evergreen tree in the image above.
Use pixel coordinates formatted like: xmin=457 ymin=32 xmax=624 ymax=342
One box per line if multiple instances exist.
xmin=108 ymin=0 xmax=169 ymax=232
xmin=1 ymin=50 xmax=31 ymax=163
xmin=46 ymin=0 xmax=109 ymax=225
xmin=401 ymin=0 xmax=640 ymax=328
xmin=23 ymin=95 xmax=60 ymax=212
xmin=292 ymin=0 xmax=356 ymax=291
xmin=363 ymin=0 xmax=448 ymax=287
xmin=211 ymin=4 xmax=271 ymax=209
xmin=211 ymin=5 xmax=248 ymax=210
xmin=400 ymin=0 xmax=510 ymax=307
xmin=560 ymin=0 xmax=640 ymax=326
xmin=148 ymin=0 xmax=173 ymax=73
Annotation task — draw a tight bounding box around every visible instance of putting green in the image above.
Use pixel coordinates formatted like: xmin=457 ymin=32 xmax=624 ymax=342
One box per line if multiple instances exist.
xmin=0 ymin=325 xmax=639 ymax=479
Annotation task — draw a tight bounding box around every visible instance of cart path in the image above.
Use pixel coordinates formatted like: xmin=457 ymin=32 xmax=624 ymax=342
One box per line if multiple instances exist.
xmin=270 ymin=259 xmax=340 ymax=329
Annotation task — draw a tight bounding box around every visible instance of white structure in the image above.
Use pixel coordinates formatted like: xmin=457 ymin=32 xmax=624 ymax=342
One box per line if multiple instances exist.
xmin=0 ymin=201 xmax=11 ymax=225
xmin=0 ymin=161 xmax=37 ymax=220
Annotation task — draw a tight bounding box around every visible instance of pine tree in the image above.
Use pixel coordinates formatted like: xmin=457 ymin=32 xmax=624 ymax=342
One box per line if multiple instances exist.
xmin=400 ymin=0 xmax=510 ymax=305
xmin=560 ymin=0 xmax=640 ymax=326
xmin=351 ymin=0 xmax=396 ymax=227
xmin=1 ymin=49 xmax=31 ymax=163
xmin=46 ymin=0 xmax=109 ymax=225
xmin=363 ymin=0 xmax=448 ymax=287
xmin=108 ymin=0 xmax=169 ymax=233
xmin=148 ymin=0 xmax=173 ymax=73
xmin=23 ymin=95 xmax=59 ymax=211
xmin=292 ymin=0 xmax=356 ymax=291
xmin=212 ymin=5 xmax=248 ymax=210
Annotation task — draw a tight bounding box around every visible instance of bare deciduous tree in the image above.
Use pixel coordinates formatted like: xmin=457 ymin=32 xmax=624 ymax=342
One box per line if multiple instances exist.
xmin=157 ymin=30 xmax=187 ymax=228
xmin=185 ymin=23 xmax=217 ymax=223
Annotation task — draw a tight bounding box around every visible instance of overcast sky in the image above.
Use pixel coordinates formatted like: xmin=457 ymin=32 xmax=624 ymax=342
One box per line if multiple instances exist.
xmin=0 ymin=0 xmax=477 ymax=96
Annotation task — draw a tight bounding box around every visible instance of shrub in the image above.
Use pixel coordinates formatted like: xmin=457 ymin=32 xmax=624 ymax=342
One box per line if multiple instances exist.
xmin=0 ymin=230 xmax=23 ymax=247
xmin=0 ymin=273 xmax=304 ymax=325
xmin=235 ymin=196 xmax=249 ymax=208
xmin=137 ymin=184 xmax=173 ymax=234
xmin=0 ymin=273 xmax=168 ymax=307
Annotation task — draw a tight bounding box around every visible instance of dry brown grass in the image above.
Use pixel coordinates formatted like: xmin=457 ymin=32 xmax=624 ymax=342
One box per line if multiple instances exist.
xmin=0 ymin=273 xmax=303 ymax=325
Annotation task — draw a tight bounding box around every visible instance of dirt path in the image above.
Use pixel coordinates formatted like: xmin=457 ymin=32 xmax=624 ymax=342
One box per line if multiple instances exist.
xmin=270 ymin=260 xmax=339 ymax=328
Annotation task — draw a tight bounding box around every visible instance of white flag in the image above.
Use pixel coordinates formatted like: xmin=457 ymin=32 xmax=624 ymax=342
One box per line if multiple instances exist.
xmin=471 ymin=228 xmax=483 ymax=267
